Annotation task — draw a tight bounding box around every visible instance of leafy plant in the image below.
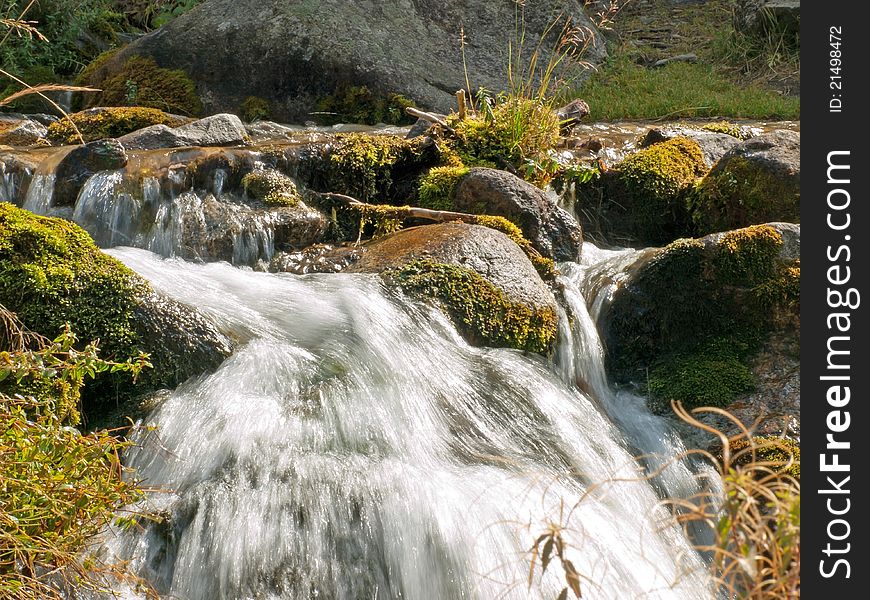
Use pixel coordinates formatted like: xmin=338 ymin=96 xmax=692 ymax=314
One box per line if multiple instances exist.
xmin=0 ymin=304 xmax=151 ymax=598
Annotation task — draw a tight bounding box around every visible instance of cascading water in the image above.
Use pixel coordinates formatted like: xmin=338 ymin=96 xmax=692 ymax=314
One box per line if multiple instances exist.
xmin=85 ymin=247 xmax=712 ymax=600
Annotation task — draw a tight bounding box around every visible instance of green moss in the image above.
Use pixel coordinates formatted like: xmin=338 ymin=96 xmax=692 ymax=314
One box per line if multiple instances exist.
xmin=386 ymin=259 xmax=557 ymax=353
xmin=80 ymin=55 xmax=202 ymax=116
xmin=648 ymin=339 xmax=755 ymax=409
xmin=47 ymin=107 xmax=184 ymax=145
xmin=241 ymin=170 xmax=301 ymax=207
xmin=753 ymin=259 xmax=800 ymax=327
xmin=0 ymin=203 xmax=147 ymax=365
xmin=693 ymin=155 xmax=800 ymax=233
xmin=714 ymin=224 xmax=783 ymax=286
xmin=616 ymin=137 xmax=708 ymax=241
xmin=315 ymin=85 xmax=417 ymax=126
xmin=700 ymin=121 xmax=750 ymax=139
xmin=417 ymin=165 xmax=470 ymax=211
xmin=325 ymin=133 xmax=435 ymax=202
xmin=449 ymin=97 xmax=561 ymax=187
xmin=240 ymin=96 xmax=271 ymax=122
xmin=728 ymin=436 xmax=800 ymax=480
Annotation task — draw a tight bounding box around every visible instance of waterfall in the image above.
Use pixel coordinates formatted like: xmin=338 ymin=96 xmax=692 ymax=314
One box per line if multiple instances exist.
xmin=87 ymin=247 xmax=711 ymax=600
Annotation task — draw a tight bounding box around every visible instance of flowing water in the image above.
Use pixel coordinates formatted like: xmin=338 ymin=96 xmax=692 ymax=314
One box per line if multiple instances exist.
xmin=84 ymin=247 xmax=712 ymax=600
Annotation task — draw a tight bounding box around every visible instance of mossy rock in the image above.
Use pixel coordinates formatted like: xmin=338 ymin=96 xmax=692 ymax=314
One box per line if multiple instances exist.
xmin=47 ymin=107 xmax=185 ymax=145
xmin=242 ymin=170 xmax=301 ymax=207
xmin=0 ymin=203 xmax=231 ymax=418
xmin=346 ymin=222 xmax=558 ymax=353
xmin=699 ymin=121 xmax=751 ymax=139
xmin=603 ymin=223 xmax=800 ymax=410
xmin=315 ymin=85 xmax=416 ymax=126
xmin=692 ymin=130 xmax=800 ymax=234
xmin=316 ymin=133 xmax=440 ymax=203
xmin=77 ymin=55 xmax=202 ymax=116
xmin=575 ymin=137 xmax=708 ymax=245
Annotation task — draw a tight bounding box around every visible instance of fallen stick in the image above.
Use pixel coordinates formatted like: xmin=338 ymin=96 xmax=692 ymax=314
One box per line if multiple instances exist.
xmin=405 ymin=107 xmax=454 ymax=135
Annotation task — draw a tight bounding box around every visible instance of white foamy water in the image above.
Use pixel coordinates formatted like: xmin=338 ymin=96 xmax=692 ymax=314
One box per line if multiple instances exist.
xmin=86 ymin=247 xmax=711 ymax=600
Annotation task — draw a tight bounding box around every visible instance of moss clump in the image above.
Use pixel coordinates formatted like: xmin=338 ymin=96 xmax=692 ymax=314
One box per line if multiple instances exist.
xmin=0 ymin=203 xmax=147 ymax=354
xmin=47 ymin=107 xmax=183 ymax=145
xmin=648 ymin=339 xmax=755 ymax=410
xmin=242 ymin=170 xmax=301 ymax=207
xmin=386 ymin=259 xmax=557 ymax=353
xmin=240 ymin=96 xmax=271 ymax=122
xmin=700 ymin=121 xmax=750 ymax=139
xmin=450 ymin=97 xmax=561 ymax=187
xmin=325 ymin=133 xmax=436 ymax=203
xmin=80 ymin=55 xmax=202 ymax=116
xmin=727 ymin=436 xmax=800 ymax=480
xmin=714 ymin=224 xmax=783 ymax=286
xmin=693 ymin=155 xmax=800 ymax=233
xmin=315 ymin=85 xmax=417 ymax=126
xmin=617 ymin=137 xmax=708 ymax=240
xmin=417 ymin=165 xmax=470 ymax=211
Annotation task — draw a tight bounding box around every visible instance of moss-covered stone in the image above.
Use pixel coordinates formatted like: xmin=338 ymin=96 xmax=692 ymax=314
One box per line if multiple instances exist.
xmin=241 ymin=170 xmax=301 ymax=207
xmin=604 ymin=224 xmax=799 ymax=410
xmin=47 ymin=107 xmax=184 ymax=145
xmin=385 ymin=259 xmax=557 ymax=353
xmin=240 ymin=96 xmax=271 ymax=122
xmin=471 ymin=215 xmax=557 ymax=280
xmin=700 ymin=121 xmax=750 ymax=139
xmin=79 ymin=55 xmax=202 ymax=116
xmin=315 ymin=85 xmax=417 ymax=126
xmin=417 ymin=165 xmax=470 ymax=211
xmin=727 ymin=436 xmax=800 ymax=480
xmin=574 ymin=137 xmax=708 ymax=245
xmin=322 ymin=133 xmax=438 ymax=203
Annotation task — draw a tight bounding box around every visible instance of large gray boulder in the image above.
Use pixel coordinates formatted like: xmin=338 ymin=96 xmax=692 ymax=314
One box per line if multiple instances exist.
xmin=454 ymin=167 xmax=583 ymax=261
xmin=96 ymin=0 xmax=606 ymax=122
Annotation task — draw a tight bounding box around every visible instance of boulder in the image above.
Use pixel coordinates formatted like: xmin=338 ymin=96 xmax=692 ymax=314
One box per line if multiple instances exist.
xmin=0 ymin=119 xmax=48 ymax=146
xmin=453 ymin=167 xmax=583 ymax=261
xmin=92 ymin=0 xmax=606 ymax=122
xmin=347 ymin=222 xmax=559 ymax=353
xmin=693 ymin=129 xmax=800 ymax=233
xmin=117 ymin=113 xmax=248 ymax=149
xmin=0 ymin=203 xmax=232 ymax=418
xmin=733 ymin=0 xmax=800 ymax=39
xmin=54 ymin=139 xmax=128 ymax=207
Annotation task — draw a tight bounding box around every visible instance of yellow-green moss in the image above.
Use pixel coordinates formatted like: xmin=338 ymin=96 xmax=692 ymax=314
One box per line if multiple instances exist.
xmin=240 ymin=96 xmax=271 ymax=122
xmin=326 ymin=133 xmax=435 ymax=202
xmin=714 ymin=224 xmax=783 ymax=286
xmin=241 ymin=170 xmax=301 ymax=207
xmin=80 ymin=55 xmax=202 ymax=116
xmin=0 ymin=202 xmax=147 ymax=364
xmin=417 ymin=165 xmax=470 ymax=211
xmin=450 ymin=98 xmax=561 ymax=187
xmin=47 ymin=107 xmax=184 ymax=145
xmin=728 ymin=436 xmax=800 ymax=480
xmin=315 ymin=85 xmax=417 ymax=126
xmin=693 ymin=155 xmax=800 ymax=233
xmin=700 ymin=121 xmax=750 ymax=139
xmin=386 ymin=259 xmax=557 ymax=353
xmin=753 ymin=259 xmax=800 ymax=327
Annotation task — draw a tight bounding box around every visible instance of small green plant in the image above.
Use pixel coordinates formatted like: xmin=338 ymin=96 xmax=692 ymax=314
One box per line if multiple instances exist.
xmin=240 ymin=95 xmax=270 ymax=122
xmin=0 ymin=305 xmax=150 ymax=598
xmin=315 ymin=85 xmax=417 ymax=126
xmin=417 ymin=165 xmax=470 ymax=211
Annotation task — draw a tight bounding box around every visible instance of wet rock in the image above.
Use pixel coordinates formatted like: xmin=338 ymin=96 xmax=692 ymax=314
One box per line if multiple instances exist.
xmin=54 ymin=139 xmax=128 ymax=206
xmin=454 ymin=167 xmax=583 ymax=261
xmin=97 ymin=0 xmax=606 ymax=121
xmin=348 ymin=222 xmax=558 ymax=352
xmin=0 ymin=119 xmax=49 ymax=147
xmin=555 ymin=98 xmax=590 ymax=132
xmin=118 ymin=113 xmax=248 ymax=150
xmin=268 ymin=244 xmax=360 ymax=274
